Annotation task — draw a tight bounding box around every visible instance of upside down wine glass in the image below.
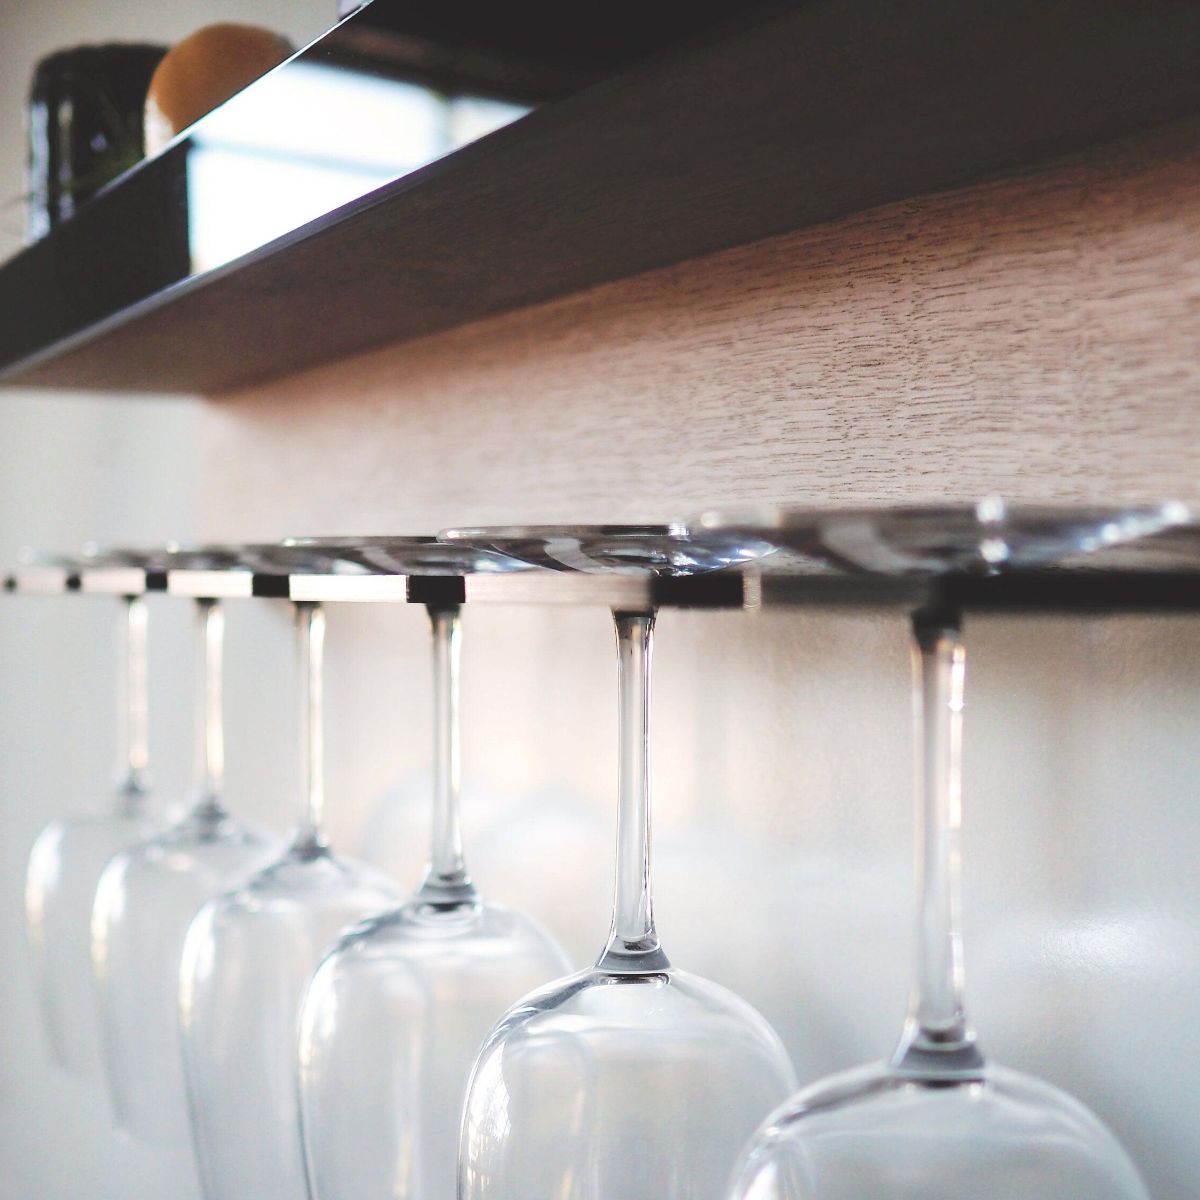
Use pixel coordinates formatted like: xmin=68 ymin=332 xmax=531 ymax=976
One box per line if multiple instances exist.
xmin=444 ymin=526 xmax=797 ymax=1200
xmin=180 ymin=583 xmax=399 ymax=1200
xmin=297 ymin=539 xmax=572 ymax=1200
xmin=93 ymin=586 xmax=279 ymax=1150
xmin=26 ymin=586 xmax=163 ymax=1079
xmin=691 ymin=501 xmax=1181 ymax=1200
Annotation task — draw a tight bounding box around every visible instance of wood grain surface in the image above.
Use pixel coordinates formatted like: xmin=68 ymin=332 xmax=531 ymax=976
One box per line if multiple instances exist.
xmin=199 ymin=116 xmax=1200 ymax=533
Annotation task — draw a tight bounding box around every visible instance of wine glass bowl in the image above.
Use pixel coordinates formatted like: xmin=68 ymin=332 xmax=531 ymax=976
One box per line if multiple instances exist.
xmin=462 ymin=964 xmax=798 ymax=1199
xmin=731 ymin=1064 xmax=1150 ymax=1200
xmin=299 ymin=895 xmax=571 ymax=1200
xmin=26 ymin=789 xmax=161 ymax=1077
xmin=92 ymin=800 xmax=279 ymax=1142
xmin=180 ymin=844 xmax=398 ymax=1197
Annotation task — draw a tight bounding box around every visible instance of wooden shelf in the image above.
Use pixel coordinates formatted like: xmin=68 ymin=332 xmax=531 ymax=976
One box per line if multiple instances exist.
xmin=4 ymin=0 xmax=1200 ymax=395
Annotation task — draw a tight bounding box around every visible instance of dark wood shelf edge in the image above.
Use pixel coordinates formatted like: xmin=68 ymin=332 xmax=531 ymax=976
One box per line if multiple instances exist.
xmin=5 ymin=0 xmax=1200 ymax=395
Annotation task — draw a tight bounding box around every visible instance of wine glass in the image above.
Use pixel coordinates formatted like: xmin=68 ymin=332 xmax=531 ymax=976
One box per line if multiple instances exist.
xmin=441 ymin=525 xmax=798 ymax=1200
xmin=92 ymin=550 xmax=281 ymax=1149
xmin=294 ymin=539 xmax=572 ymax=1200
xmin=179 ymin=544 xmax=401 ymax=1200
xmin=685 ymin=500 xmax=1183 ymax=1200
xmin=25 ymin=568 xmax=164 ymax=1079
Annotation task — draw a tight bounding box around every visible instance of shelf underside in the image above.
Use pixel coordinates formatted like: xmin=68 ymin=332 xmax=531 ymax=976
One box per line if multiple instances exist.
xmin=4 ymin=1 xmax=1200 ymax=394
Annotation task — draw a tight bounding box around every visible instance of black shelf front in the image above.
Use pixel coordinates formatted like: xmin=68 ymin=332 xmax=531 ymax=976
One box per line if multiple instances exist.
xmin=4 ymin=0 xmax=1200 ymax=394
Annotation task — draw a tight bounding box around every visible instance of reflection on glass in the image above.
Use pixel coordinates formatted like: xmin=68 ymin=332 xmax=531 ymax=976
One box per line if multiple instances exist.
xmin=185 ymin=61 xmax=528 ymax=272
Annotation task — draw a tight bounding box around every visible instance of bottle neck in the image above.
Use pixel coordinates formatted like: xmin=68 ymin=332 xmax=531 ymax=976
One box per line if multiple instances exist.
xmin=599 ymin=609 xmax=669 ymax=974
xmin=893 ymin=617 xmax=984 ymax=1078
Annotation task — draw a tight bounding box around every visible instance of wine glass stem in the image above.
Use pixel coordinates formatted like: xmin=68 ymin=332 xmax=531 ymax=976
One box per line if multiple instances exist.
xmin=117 ymin=594 xmax=150 ymax=798
xmin=894 ymin=614 xmax=983 ymax=1077
xmin=193 ymin=599 xmax=226 ymax=815
xmin=294 ymin=601 xmax=328 ymax=856
xmin=600 ymin=610 xmax=669 ymax=973
xmin=417 ymin=604 xmax=475 ymax=904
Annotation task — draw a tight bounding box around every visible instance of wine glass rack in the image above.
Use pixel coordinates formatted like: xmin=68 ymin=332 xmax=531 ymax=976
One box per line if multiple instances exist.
xmin=7 ymin=537 xmax=1200 ymax=621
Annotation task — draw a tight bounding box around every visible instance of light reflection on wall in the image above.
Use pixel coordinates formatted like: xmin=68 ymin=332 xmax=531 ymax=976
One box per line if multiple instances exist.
xmin=187 ymin=61 xmax=529 ymax=274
